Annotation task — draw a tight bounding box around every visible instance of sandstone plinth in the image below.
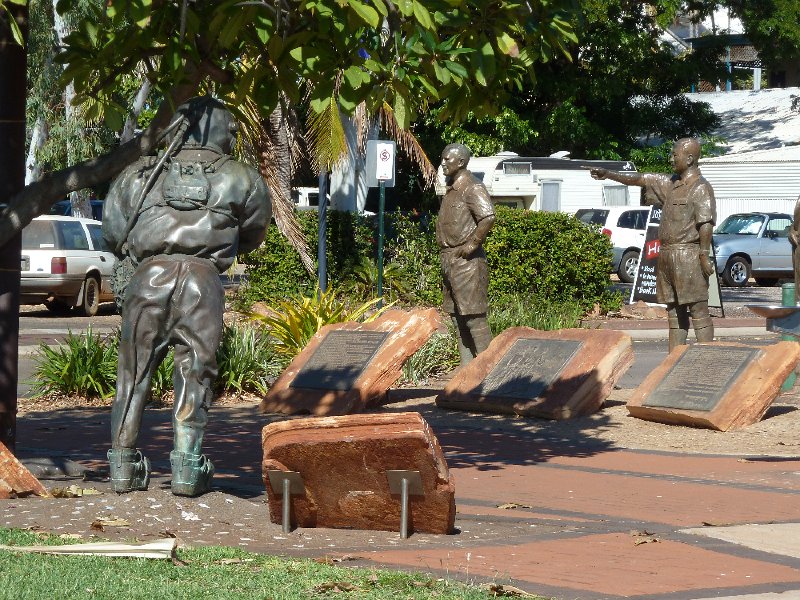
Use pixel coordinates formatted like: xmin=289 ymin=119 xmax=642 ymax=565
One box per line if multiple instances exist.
xmin=261 ymin=412 xmax=455 ymax=534
xmin=261 ymin=309 xmax=440 ymax=416
xmin=436 ymin=327 xmax=633 ymax=419
xmin=627 ymin=341 xmax=800 ymax=431
xmin=0 ymin=442 xmax=48 ymax=498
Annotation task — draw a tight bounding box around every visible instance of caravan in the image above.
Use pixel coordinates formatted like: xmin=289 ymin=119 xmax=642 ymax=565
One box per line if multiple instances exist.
xmin=435 ymin=151 xmax=641 ymax=213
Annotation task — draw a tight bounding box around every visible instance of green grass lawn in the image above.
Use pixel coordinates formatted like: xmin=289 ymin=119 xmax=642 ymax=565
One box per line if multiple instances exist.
xmin=0 ymin=528 xmax=539 ymax=599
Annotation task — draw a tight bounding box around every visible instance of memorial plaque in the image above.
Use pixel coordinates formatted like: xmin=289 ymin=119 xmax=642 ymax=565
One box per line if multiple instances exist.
xmin=290 ymin=330 xmax=390 ymax=391
xmin=644 ymin=345 xmax=761 ymax=411
xmin=473 ymin=339 xmax=583 ymax=399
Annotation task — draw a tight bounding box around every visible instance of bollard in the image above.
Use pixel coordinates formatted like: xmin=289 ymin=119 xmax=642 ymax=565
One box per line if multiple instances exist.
xmin=781 ymin=283 xmax=797 ymax=391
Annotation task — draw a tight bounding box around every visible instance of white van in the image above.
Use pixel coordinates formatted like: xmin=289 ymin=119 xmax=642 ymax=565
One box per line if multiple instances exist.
xmin=435 ymin=151 xmax=640 ymax=214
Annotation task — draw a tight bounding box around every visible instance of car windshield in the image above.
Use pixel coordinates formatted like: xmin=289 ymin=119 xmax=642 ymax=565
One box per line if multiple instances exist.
xmin=575 ymin=209 xmax=608 ymax=226
xmin=715 ymin=214 xmax=765 ymax=235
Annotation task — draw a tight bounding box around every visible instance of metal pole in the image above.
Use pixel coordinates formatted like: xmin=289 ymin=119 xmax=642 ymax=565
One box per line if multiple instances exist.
xmin=282 ymin=477 xmax=291 ymax=534
xmin=0 ymin=5 xmax=27 ymax=452
xmin=399 ymin=476 xmax=409 ymax=539
xmin=317 ymin=171 xmax=328 ymax=294
xmin=377 ymin=180 xmax=385 ymax=308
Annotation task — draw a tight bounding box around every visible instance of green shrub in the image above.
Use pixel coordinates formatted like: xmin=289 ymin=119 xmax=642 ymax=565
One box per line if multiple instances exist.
xmin=239 ymin=206 xmax=619 ymax=314
xmin=30 ymin=327 xmax=118 ymax=399
xmin=486 ymin=207 xmax=619 ymax=312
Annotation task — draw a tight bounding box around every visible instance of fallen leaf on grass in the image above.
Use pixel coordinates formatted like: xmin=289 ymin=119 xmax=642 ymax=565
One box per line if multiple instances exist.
xmin=496 ymin=503 xmax=532 ymax=510
xmin=90 ymin=517 xmax=131 ymax=531
xmin=58 ymin=533 xmax=83 ymax=540
xmin=313 ymin=582 xmax=357 ymax=593
xmin=0 ymin=538 xmax=177 ymax=559
xmin=481 ymin=582 xmax=535 ymax=597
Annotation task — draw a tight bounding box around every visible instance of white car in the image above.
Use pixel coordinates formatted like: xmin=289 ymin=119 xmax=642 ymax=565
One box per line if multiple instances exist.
xmin=575 ymin=207 xmax=650 ymax=283
xmin=20 ymin=215 xmax=115 ymax=316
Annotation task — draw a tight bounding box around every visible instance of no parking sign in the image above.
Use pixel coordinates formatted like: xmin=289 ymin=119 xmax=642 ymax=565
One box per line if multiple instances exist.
xmin=366 ymin=140 xmax=395 ymax=188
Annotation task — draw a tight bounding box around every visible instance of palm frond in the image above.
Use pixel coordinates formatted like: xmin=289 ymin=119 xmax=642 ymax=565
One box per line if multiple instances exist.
xmin=238 ymin=97 xmax=315 ymax=274
xmin=379 ymin=101 xmax=437 ymax=188
xmin=306 ymin=95 xmax=348 ymax=174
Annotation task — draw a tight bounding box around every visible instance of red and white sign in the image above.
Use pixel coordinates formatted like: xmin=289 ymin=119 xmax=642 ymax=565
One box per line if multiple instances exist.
xmin=375 ymin=142 xmax=394 ymax=181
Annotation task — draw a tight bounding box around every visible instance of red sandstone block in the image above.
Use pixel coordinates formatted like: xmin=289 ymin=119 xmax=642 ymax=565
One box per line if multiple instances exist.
xmin=628 ymin=341 xmax=800 ymax=431
xmin=437 ymin=327 xmax=633 ymax=419
xmin=261 ymin=309 xmax=441 ymax=416
xmin=0 ymin=441 xmax=49 ymax=498
xmin=262 ymin=412 xmax=456 ymax=534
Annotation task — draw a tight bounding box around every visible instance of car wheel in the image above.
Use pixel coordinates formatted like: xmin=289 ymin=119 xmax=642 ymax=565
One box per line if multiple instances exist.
xmin=80 ymin=275 xmax=101 ymax=317
xmin=722 ymin=256 xmax=751 ymax=287
xmin=44 ymin=298 xmax=73 ymax=315
xmin=754 ymin=277 xmax=779 ymax=287
xmin=617 ymin=250 xmax=640 ymax=284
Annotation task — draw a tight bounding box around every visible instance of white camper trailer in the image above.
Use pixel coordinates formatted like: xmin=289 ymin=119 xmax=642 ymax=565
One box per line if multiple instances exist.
xmin=699 ymin=146 xmax=800 ymax=224
xmin=435 ymin=151 xmax=640 ymax=213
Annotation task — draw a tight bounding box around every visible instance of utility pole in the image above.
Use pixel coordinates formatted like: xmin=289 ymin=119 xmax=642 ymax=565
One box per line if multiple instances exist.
xmin=0 ymin=4 xmax=28 ymax=451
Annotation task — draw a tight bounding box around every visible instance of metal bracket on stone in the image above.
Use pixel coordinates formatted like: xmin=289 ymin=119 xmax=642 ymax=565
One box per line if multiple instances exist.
xmin=267 ymin=470 xmax=305 ymax=534
xmin=386 ymin=470 xmax=424 ymax=539
xmin=747 ymin=305 xmax=800 ymax=338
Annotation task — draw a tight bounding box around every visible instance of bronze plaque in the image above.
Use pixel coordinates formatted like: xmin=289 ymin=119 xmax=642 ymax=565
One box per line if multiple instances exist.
xmin=473 ymin=339 xmax=583 ymax=399
xmin=290 ymin=330 xmax=390 ymax=391
xmin=644 ymin=345 xmax=761 ymax=411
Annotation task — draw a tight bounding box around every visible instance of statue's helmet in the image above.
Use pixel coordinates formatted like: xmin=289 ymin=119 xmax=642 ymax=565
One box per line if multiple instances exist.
xmin=172 ymin=96 xmax=238 ymax=154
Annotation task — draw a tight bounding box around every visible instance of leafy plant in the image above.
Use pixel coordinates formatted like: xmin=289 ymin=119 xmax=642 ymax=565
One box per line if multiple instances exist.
xmin=400 ymin=329 xmax=460 ymax=385
xmin=215 ymin=323 xmax=284 ymax=395
xmin=488 ymin=293 xmax=585 ymax=334
xmin=248 ymin=286 xmax=389 ymax=358
xmin=30 ymin=327 xmax=118 ymax=399
xmin=343 ymin=257 xmax=411 ymax=304
xmin=150 ymin=348 xmax=175 ymax=400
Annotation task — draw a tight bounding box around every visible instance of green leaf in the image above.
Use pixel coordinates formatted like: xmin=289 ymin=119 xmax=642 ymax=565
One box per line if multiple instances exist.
xmin=343 ymin=65 xmax=366 ymax=89
xmin=104 ymin=107 xmax=124 ymax=132
xmin=496 ymin=32 xmax=518 ymax=56
xmin=255 ymin=13 xmax=272 ymax=46
xmin=348 ymin=0 xmax=379 ymax=27
xmin=397 ymin=0 xmax=413 ymax=17
xmin=412 ymin=1 xmax=433 ymax=29
xmin=369 ymin=0 xmax=388 ymax=18
xmin=393 ymin=92 xmax=408 ymax=129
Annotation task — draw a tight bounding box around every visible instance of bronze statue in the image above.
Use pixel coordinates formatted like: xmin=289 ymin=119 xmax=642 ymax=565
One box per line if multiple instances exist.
xmin=102 ymin=97 xmax=271 ymax=496
xmin=591 ymin=137 xmax=716 ymax=352
xmin=790 ymin=195 xmax=800 ymax=304
xmin=436 ymin=143 xmax=496 ymax=365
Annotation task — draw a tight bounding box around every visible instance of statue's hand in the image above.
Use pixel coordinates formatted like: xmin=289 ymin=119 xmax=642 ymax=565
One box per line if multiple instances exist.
xmin=700 ymin=253 xmax=715 ymax=277
xmin=457 ymin=240 xmax=477 ymax=258
xmin=589 ymin=168 xmax=608 ymax=180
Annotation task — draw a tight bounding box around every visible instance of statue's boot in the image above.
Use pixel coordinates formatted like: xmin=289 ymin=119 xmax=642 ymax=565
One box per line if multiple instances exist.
xmin=693 ymin=317 xmax=714 ymax=343
xmin=170 ymin=451 xmax=214 ymax=497
xmin=107 ymin=448 xmax=150 ymax=493
xmin=667 ymin=318 xmax=688 ymax=353
xmin=467 ymin=316 xmax=493 ymax=356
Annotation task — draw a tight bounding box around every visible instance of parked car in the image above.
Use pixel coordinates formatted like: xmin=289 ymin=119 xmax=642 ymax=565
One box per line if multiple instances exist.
xmin=49 ymin=199 xmax=105 ymax=220
xmin=20 ymin=215 xmax=115 ymax=316
xmin=575 ymin=207 xmax=650 ymax=283
xmin=713 ymin=212 xmax=793 ymax=287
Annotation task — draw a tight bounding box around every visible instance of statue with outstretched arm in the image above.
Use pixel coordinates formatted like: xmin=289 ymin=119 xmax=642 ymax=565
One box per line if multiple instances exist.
xmin=590 ymin=137 xmax=716 ymax=352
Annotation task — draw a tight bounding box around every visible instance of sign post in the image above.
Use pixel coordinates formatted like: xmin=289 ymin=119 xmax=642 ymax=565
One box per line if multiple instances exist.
xmin=366 ymin=140 xmax=396 ymax=308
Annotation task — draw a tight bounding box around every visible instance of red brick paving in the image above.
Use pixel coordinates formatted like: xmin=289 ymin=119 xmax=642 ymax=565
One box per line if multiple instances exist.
xmin=7 ymin=404 xmax=800 ymax=600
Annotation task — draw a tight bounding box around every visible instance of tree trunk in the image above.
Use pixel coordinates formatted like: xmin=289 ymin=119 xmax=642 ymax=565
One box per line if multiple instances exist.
xmin=25 ymin=114 xmax=47 ymax=185
xmin=0 ymin=3 xmax=28 ymax=451
xmin=121 ymin=79 xmax=152 ymax=144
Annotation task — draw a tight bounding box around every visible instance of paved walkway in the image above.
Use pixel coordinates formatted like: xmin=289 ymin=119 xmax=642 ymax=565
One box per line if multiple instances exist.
xmin=4 ymin=317 xmax=800 ymax=599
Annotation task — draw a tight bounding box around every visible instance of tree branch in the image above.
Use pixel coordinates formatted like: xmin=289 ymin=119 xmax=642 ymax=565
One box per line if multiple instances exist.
xmin=0 ymin=66 xmax=206 ymax=247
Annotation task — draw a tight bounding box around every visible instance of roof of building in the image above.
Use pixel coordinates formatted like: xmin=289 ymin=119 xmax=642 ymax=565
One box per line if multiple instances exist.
xmin=701 ymin=144 xmax=800 ymax=164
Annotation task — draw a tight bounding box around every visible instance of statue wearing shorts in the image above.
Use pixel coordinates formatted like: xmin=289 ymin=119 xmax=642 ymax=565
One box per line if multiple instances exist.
xmin=591 ymin=138 xmax=716 ymax=352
